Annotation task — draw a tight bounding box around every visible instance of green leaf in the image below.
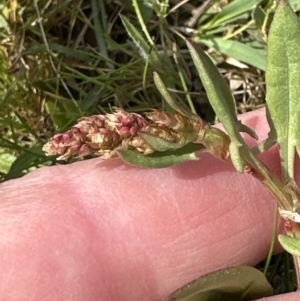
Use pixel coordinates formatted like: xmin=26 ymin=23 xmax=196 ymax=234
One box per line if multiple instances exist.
xmin=0 ymin=5 xmax=9 ymax=29
xmin=202 ymin=0 xmax=263 ymax=30
xmin=199 ymin=38 xmax=266 ymax=71
xmin=252 ymin=6 xmax=266 ymax=29
xmin=166 ymin=266 xmax=273 ymax=301
xmin=132 ymin=0 xmax=154 ymax=46
xmin=139 ymin=132 xmax=186 ymax=152
xmin=264 ymin=0 xmax=300 ymax=180
xmin=118 ymin=143 xmax=204 ymax=168
xmin=289 ymin=0 xmax=300 ymax=11
xmin=278 ymin=234 xmax=300 ymax=257
xmin=48 ymin=43 xmax=95 ymax=63
xmin=45 ymin=99 xmax=82 ymax=131
xmin=91 ymin=0 xmax=112 ymax=68
xmin=153 ymin=72 xmax=198 ymax=119
xmin=186 ymin=39 xmax=257 ymax=172
xmin=136 ymin=0 xmax=154 ymax=23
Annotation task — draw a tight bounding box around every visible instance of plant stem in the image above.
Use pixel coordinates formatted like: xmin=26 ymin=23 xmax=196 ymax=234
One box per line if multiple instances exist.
xmin=243 ymin=149 xmax=293 ymax=211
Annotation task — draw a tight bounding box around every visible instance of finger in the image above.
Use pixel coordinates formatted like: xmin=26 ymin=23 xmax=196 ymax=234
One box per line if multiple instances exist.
xmin=256 ymin=292 xmax=300 ymax=301
xmin=0 ymin=108 xmax=291 ymax=301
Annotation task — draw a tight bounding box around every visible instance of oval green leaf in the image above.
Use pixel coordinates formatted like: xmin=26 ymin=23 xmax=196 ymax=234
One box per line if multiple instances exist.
xmin=118 ymin=143 xmax=204 ymax=168
xmin=265 ymin=0 xmax=300 ymax=180
xmin=186 ymin=39 xmax=257 ymax=172
xmin=166 ymin=266 xmax=273 ymax=301
xmin=139 ymin=132 xmax=186 ymax=152
xmin=278 ymin=234 xmax=300 ymax=257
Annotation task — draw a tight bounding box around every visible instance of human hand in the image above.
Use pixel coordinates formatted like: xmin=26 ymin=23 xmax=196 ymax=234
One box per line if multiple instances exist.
xmin=1 ymin=108 xmax=299 ymax=301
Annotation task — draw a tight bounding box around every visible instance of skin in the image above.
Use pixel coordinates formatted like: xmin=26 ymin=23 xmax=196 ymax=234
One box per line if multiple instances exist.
xmin=0 ymin=108 xmax=300 ymax=301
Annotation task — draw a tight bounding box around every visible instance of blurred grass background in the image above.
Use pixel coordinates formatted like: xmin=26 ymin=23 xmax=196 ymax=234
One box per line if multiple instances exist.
xmin=1 ymin=0 xmax=300 ymax=294
xmin=0 ymin=0 xmax=281 ymax=181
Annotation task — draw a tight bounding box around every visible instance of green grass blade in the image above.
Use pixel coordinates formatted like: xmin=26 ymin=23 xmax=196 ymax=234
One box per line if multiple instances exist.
xmin=265 ymin=0 xmax=300 ymax=180
xmin=153 ymin=72 xmax=198 ymax=119
xmin=199 ymin=38 xmax=266 ymax=71
xmin=120 ymin=15 xmax=159 ymax=65
xmin=132 ymin=0 xmax=154 ymax=46
xmin=202 ymin=0 xmax=263 ymax=30
xmin=5 ymin=145 xmax=47 ymax=180
xmin=91 ymin=0 xmax=109 ymax=61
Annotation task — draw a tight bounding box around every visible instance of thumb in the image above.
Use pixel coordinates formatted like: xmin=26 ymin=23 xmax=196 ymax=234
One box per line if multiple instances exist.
xmin=0 ymin=108 xmax=298 ymax=301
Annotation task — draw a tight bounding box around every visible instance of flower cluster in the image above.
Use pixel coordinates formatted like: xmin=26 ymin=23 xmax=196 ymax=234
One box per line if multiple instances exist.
xmin=42 ymin=108 xmax=205 ymax=160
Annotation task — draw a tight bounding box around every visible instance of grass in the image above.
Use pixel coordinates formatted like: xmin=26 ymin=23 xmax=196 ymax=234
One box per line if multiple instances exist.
xmin=0 ymin=0 xmax=298 ymax=294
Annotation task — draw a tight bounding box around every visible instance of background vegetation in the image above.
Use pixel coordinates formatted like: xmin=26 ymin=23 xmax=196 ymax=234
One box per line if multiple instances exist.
xmin=1 ymin=0 xmax=300 ymax=294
